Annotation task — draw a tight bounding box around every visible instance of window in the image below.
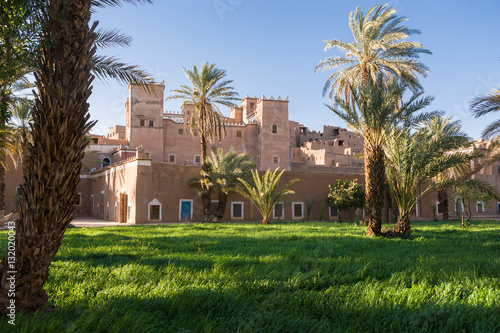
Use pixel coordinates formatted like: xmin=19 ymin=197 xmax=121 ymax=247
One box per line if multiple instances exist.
xmin=455 ymin=197 xmax=463 ymax=215
xmin=292 ymin=202 xmax=304 ymax=219
xmin=76 ymin=193 xmax=81 ymax=206
xmin=231 ymin=202 xmax=244 ymax=219
xmin=127 ymin=206 xmax=131 ymax=220
xmin=329 ymin=205 xmax=338 ymax=217
xmin=236 ymin=130 xmax=242 ymax=138
xmin=257 ymin=156 xmax=260 ymax=165
xmin=273 ymin=202 xmax=284 ymax=219
xmin=91 ymin=137 xmax=98 ymax=144
xmin=169 ymin=154 xmax=176 ymax=163
xmin=140 ymin=119 xmax=145 ymax=126
xmin=250 ymin=102 xmax=255 ymax=109
xmin=91 ymin=195 xmax=94 ymax=214
xmin=272 ymin=125 xmax=277 ymax=134
xmin=102 ymin=157 xmax=111 ymax=168
xmin=106 ymin=202 xmax=109 ymax=219
xmin=178 ymin=128 xmax=184 ymax=135
xmin=149 ymin=120 xmax=154 ymax=127
xmin=436 ymin=201 xmax=443 ymax=214
xmin=477 ymin=201 xmax=484 ymax=213
xmin=114 ymin=202 xmax=118 ymax=220
xmin=338 ymin=140 xmax=344 ymax=146
xmin=148 ymin=199 xmax=162 ymax=220
xmin=210 ymin=201 xmax=219 ymax=215
xmin=273 ymin=156 xmax=279 ymax=165
xmin=195 ymin=155 xmax=201 ymax=165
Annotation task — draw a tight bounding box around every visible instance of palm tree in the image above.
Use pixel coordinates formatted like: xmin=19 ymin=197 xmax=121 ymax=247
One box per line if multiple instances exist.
xmin=168 ymin=63 xmax=239 ymax=223
xmin=237 ymin=168 xmax=301 ymax=224
xmin=206 ymin=147 xmax=255 ymax=222
xmin=470 ymin=88 xmax=500 ymax=139
xmin=315 ymin=4 xmax=431 ymax=102
xmin=384 ymin=116 xmax=496 ymax=236
xmin=0 ymin=0 xmax=153 ymax=314
xmin=330 ymin=75 xmax=434 ymax=235
xmin=0 ymin=2 xmax=155 ymax=220
xmin=7 ymin=97 xmax=33 ymax=175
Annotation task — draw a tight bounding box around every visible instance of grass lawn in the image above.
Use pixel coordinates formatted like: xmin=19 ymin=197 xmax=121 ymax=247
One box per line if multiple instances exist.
xmin=0 ymin=220 xmax=499 ymax=332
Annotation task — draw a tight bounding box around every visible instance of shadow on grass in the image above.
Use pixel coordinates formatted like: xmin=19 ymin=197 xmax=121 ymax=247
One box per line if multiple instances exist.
xmin=4 ymin=290 xmax=499 ymax=332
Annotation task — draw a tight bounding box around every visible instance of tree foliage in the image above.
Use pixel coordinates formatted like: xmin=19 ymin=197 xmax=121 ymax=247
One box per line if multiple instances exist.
xmin=315 ymin=4 xmax=430 ymax=101
xmin=327 ymin=179 xmax=365 ymax=222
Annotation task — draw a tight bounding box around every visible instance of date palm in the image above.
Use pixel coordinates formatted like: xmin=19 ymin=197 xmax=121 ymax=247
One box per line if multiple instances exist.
xmin=237 ymin=168 xmax=301 ymax=224
xmin=168 ymin=63 xmax=239 ymax=223
xmin=330 ymin=75 xmax=434 ymax=235
xmin=205 ymin=147 xmax=255 ymax=222
xmin=470 ymin=88 xmax=500 ymax=139
xmin=0 ymin=0 xmax=153 ymax=313
xmin=315 ymin=4 xmax=431 ymax=101
xmin=384 ymin=116 xmax=495 ymax=236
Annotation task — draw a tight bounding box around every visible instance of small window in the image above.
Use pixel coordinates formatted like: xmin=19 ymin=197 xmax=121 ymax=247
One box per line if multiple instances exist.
xmin=329 ymin=205 xmax=338 ymax=217
xmin=338 ymin=140 xmax=344 ymax=146
xmin=497 ymin=166 xmax=500 ymax=174
xmin=102 ymin=157 xmax=111 ymax=168
xmin=91 ymin=195 xmax=94 ymax=214
xmin=292 ymin=202 xmax=303 ymax=219
xmin=76 ymin=193 xmax=81 ymax=206
xmin=91 ymin=138 xmax=99 ymax=144
xmin=436 ymin=201 xmax=443 ymax=214
xmin=250 ymin=102 xmax=255 ymax=109
xmin=455 ymin=197 xmax=463 ymax=214
xmin=150 ymin=205 xmax=160 ymax=220
xmin=272 ymin=125 xmax=277 ymax=134
xmin=195 ymin=155 xmax=201 ymax=165
xmin=114 ymin=202 xmax=118 ymax=220
xmin=273 ymin=156 xmax=279 ymax=165
xmin=178 ymin=128 xmax=184 ymax=135
xmin=106 ymin=202 xmax=109 ymax=219
xmin=273 ymin=202 xmax=284 ymax=219
xmin=231 ymin=202 xmax=244 ymax=219
xmin=127 ymin=206 xmax=131 ymax=220
xmin=140 ymin=119 xmax=145 ymax=127
xmin=236 ymin=130 xmax=242 ymax=138
xmin=210 ymin=201 xmax=219 ymax=215
xmin=477 ymin=202 xmax=484 ymax=213
xmin=149 ymin=120 xmax=154 ymax=127
xmin=169 ymin=154 xmax=176 ymax=163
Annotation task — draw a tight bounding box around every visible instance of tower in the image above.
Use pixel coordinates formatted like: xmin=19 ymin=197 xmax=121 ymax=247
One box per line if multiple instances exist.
xmin=125 ymin=83 xmax=165 ymax=162
xmin=254 ymin=96 xmax=291 ymax=171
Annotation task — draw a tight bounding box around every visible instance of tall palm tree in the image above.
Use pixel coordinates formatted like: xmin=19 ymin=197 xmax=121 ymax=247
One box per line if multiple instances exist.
xmin=330 ymin=75 xmax=434 ymax=235
xmin=384 ymin=116 xmax=495 ymax=236
xmin=237 ymin=168 xmax=301 ymax=224
xmin=205 ymin=147 xmax=255 ymax=222
xmin=0 ymin=0 xmax=153 ymax=314
xmin=315 ymin=4 xmax=431 ymax=101
xmin=168 ymin=63 xmax=239 ymax=223
xmin=470 ymin=88 xmax=500 ymax=139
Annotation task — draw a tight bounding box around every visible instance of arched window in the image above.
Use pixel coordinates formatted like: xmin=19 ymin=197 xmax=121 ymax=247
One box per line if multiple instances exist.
xmin=102 ymin=157 xmax=111 ymax=168
xmin=272 ymin=125 xmax=277 ymax=134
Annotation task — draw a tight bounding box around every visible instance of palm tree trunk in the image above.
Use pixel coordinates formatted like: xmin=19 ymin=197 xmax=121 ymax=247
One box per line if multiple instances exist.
xmin=394 ymin=213 xmax=411 ymax=236
xmin=213 ymin=192 xmax=227 ymax=222
xmin=0 ymin=0 xmax=96 ymax=313
xmin=437 ymin=188 xmax=449 ymax=221
xmin=365 ymin=144 xmax=385 ymax=236
xmin=199 ymin=130 xmax=211 ymax=223
xmin=0 ymin=145 xmax=5 ymax=218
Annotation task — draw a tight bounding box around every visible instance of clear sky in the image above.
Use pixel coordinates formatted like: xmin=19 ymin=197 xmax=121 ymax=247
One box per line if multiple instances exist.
xmin=88 ymin=0 xmax=500 ymax=139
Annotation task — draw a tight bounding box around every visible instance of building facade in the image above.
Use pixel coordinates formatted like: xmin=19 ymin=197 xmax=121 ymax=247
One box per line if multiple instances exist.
xmin=4 ymin=84 xmax=500 ymax=223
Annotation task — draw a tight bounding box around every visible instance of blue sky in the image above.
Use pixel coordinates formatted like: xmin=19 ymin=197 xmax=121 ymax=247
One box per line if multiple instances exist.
xmin=88 ymin=0 xmax=500 ymax=139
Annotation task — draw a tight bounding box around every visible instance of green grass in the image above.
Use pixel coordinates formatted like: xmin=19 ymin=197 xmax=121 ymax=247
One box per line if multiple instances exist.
xmin=1 ymin=220 xmax=499 ymax=332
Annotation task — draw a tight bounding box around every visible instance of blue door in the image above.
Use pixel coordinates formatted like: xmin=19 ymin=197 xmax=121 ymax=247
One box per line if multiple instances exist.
xmin=181 ymin=201 xmax=192 ymax=220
